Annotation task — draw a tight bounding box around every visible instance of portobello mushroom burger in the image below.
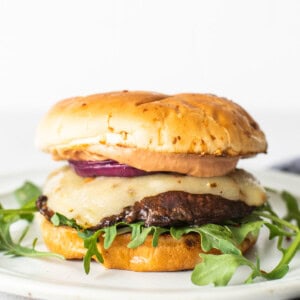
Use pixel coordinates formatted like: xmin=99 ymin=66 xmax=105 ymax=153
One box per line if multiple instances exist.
xmin=35 ymin=91 xmax=267 ymax=272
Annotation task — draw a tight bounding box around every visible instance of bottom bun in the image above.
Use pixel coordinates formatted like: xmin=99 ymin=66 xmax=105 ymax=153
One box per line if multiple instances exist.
xmin=39 ymin=215 xmax=257 ymax=272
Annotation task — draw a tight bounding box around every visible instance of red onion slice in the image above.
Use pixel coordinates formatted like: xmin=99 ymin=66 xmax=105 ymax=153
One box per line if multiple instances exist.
xmin=69 ymin=160 xmax=151 ymax=177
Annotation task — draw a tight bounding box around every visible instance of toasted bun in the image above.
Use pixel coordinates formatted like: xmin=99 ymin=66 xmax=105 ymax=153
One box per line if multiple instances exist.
xmin=36 ymin=91 xmax=267 ymax=176
xmin=40 ymin=216 xmax=257 ymax=272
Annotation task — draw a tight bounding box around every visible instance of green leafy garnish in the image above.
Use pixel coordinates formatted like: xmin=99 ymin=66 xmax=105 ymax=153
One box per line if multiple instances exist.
xmin=281 ymin=190 xmax=300 ymax=227
xmin=152 ymin=227 xmax=169 ymax=247
xmin=81 ymin=230 xmax=104 ymax=273
xmin=229 ymin=215 xmax=263 ymax=244
xmin=51 ymin=212 xmax=81 ymax=231
xmin=14 ymin=181 xmax=41 ymax=207
xmin=191 ymin=190 xmax=300 ymax=286
xmin=199 ymin=224 xmax=241 ymax=255
xmin=0 ymin=182 xmax=63 ymax=259
xmin=192 ymin=254 xmax=254 ymax=286
xmin=170 ymin=224 xmax=241 ymax=255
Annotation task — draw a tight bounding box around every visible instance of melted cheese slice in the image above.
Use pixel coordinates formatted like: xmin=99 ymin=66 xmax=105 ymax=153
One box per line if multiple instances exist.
xmin=44 ymin=166 xmax=266 ymax=228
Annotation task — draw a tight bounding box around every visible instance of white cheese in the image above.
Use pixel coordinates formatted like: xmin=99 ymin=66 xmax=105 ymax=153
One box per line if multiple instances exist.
xmin=44 ymin=166 xmax=266 ymax=228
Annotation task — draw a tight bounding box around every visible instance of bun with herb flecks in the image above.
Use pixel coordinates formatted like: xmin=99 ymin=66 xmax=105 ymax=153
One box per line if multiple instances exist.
xmin=36 ymin=91 xmax=267 ymax=177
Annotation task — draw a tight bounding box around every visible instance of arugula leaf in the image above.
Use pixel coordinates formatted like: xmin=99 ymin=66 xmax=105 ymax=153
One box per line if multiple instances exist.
xmin=229 ymin=219 xmax=264 ymax=244
xmin=81 ymin=230 xmax=104 ymax=273
xmin=127 ymin=226 xmax=153 ymax=248
xmin=0 ymin=182 xmax=63 ymax=259
xmin=51 ymin=212 xmax=81 ymax=231
xmin=103 ymin=225 xmax=117 ymax=249
xmin=264 ymin=223 xmax=294 ymax=240
xmin=14 ymin=181 xmax=41 ymax=207
xmin=192 ymin=254 xmax=252 ymax=286
xmin=152 ymin=227 xmax=169 ymax=247
xmin=264 ymin=264 xmax=290 ymax=280
xmin=199 ymin=224 xmax=241 ymax=255
xmin=192 ymin=250 xmax=289 ymax=286
xmin=281 ymin=190 xmax=300 ymax=227
xmin=130 ymin=222 xmax=143 ymax=240
xmin=170 ymin=226 xmax=198 ymax=239
xmin=1 ymin=182 xmax=41 ymax=223
xmin=170 ymin=224 xmax=240 ymax=255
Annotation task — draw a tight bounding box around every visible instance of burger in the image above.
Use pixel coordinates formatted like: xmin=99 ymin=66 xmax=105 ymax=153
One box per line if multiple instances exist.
xmin=35 ymin=91 xmax=267 ymax=272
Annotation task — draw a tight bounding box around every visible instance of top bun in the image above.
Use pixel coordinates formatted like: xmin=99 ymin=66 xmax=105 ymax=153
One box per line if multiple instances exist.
xmin=36 ymin=91 xmax=267 ymax=176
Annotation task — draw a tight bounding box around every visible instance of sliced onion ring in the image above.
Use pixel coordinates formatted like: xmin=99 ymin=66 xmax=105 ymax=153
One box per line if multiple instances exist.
xmin=69 ymin=160 xmax=151 ymax=177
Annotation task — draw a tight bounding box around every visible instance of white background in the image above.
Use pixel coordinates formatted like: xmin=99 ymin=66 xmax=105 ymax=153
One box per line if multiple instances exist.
xmin=0 ymin=0 xmax=300 ymax=171
xmin=1 ymin=0 xmax=300 ymax=113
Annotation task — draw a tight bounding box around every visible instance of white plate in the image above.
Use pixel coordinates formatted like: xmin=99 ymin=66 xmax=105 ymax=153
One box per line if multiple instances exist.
xmin=0 ymin=169 xmax=300 ymax=300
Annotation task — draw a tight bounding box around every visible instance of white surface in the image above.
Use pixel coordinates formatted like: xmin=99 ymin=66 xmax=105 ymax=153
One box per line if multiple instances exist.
xmin=0 ymin=170 xmax=300 ymax=300
xmin=0 ymin=0 xmax=300 ymax=113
